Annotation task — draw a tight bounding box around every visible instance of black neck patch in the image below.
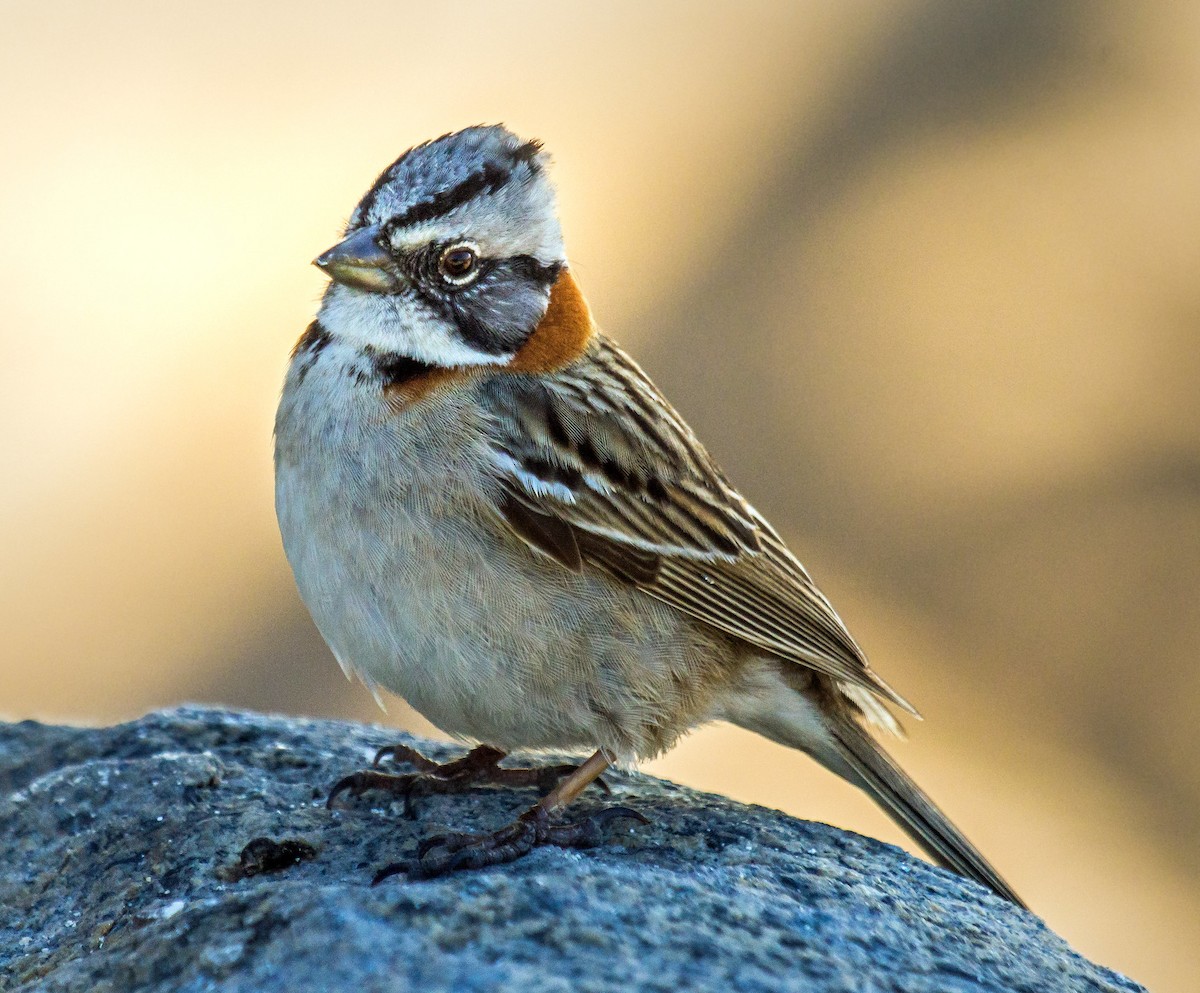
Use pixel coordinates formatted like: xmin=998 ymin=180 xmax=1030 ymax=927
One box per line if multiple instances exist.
xmin=292 ymin=320 xmax=334 ymax=385
xmin=366 ymin=347 xmax=439 ymax=388
xmin=292 ymin=320 xmax=332 ymax=358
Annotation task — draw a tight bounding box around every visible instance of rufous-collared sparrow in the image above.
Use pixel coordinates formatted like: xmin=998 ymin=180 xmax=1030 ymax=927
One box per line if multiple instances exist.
xmin=274 ymin=125 xmax=1023 ymax=904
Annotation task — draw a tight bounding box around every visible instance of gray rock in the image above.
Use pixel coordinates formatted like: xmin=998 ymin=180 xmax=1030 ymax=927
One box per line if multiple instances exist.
xmin=0 ymin=707 xmax=1143 ymax=992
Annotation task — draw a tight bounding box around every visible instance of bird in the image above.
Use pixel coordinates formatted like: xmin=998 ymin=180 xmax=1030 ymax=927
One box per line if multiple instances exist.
xmin=273 ymin=124 xmax=1024 ymax=905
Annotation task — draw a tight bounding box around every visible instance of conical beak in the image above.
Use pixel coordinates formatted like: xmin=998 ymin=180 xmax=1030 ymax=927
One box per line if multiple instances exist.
xmin=313 ymin=225 xmax=403 ymax=293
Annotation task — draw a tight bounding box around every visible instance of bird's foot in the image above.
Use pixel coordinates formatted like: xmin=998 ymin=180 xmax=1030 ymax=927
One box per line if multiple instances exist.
xmin=372 ymin=803 xmax=650 ymax=884
xmin=326 ymin=743 xmax=607 ymax=815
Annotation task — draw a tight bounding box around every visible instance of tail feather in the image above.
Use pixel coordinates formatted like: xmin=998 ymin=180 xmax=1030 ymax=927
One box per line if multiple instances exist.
xmin=827 ymin=716 xmax=1027 ymax=909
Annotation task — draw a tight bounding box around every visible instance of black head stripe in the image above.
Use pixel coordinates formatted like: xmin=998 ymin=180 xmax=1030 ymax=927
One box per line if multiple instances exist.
xmin=389 ymin=160 xmax=511 ymax=231
xmin=353 ymin=129 xmax=545 ymax=231
xmin=511 ymin=138 xmax=543 ymax=171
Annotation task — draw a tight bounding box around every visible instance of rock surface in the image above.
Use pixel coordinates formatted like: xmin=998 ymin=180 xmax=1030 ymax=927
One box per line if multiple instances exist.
xmin=0 ymin=707 xmax=1143 ymax=992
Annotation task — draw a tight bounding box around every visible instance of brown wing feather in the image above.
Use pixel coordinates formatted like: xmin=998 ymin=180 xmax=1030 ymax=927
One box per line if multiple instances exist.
xmin=483 ymin=335 xmax=916 ymax=716
xmin=497 ymin=489 xmax=582 ymax=573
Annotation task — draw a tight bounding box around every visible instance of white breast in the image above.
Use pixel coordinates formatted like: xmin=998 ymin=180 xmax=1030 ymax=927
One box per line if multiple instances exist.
xmin=274 ymin=338 xmax=727 ymax=760
xmin=275 ymin=341 xmax=496 ymax=716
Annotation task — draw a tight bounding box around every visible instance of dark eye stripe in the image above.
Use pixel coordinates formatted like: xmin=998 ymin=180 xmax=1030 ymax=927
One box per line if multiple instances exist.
xmin=449 ymin=305 xmax=519 ymax=356
xmin=391 ymin=254 xmax=559 ymax=357
xmin=504 ymin=256 xmax=560 ymax=285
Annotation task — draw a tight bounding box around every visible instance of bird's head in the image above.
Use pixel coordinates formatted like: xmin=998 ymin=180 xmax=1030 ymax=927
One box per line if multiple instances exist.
xmin=314 ymin=125 xmax=586 ymax=370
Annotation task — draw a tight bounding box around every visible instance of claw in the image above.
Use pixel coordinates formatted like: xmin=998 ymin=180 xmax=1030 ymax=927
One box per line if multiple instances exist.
xmin=326 ymin=769 xmax=421 ymax=810
xmin=330 ymin=746 xmax=605 ymax=816
xmin=327 ymin=771 xmax=372 ymax=808
xmin=406 ymin=802 xmax=650 ymax=881
xmin=370 ymin=862 xmax=408 ymax=887
xmin=371 ymin=742 xmax=454 ymax=772
xmin=416 ymin=831 xmax=472 ymax=859
xmin=588 ymin=805 xmax=651 ymax=828
xmin=327 ymin=744 xmax=631 ymax=883
xmin=326 ymin=773 xmax=358 ymax=809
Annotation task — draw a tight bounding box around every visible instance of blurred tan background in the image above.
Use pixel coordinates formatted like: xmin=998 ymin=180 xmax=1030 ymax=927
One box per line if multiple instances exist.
xmin=1 ymin=2 xmax=1196 ymax=989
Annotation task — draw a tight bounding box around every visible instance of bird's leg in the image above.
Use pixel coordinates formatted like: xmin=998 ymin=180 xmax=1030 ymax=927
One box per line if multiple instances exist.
xmin=376 ymin=749 xmax=649 ymax=884
xmin=373 ymin=742 xmax=599 ymax=791
xmin=326 ymin=743 xmax=606 ymax=815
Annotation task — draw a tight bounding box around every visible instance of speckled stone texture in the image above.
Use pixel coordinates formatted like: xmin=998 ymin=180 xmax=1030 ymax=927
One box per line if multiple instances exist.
xmin=0 ymin=707 xmax=1143 ymax=993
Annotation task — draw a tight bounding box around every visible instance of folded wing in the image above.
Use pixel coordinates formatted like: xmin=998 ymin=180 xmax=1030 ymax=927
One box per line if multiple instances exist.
xmin=480 ymin=336 xmax=916 ymax=716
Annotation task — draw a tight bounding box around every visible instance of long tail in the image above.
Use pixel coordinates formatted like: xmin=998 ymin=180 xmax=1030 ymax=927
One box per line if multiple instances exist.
xmin=825 ymin=715 xmax=1027 ymax=908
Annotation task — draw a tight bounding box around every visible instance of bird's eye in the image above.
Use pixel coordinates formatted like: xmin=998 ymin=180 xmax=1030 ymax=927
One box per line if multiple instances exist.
xmin=438 ymin=244 xmax=479 ymax=285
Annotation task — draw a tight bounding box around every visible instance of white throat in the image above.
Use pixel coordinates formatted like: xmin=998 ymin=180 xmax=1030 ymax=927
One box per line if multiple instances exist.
xmin=318 ymin=285 xmax=513 ymax=367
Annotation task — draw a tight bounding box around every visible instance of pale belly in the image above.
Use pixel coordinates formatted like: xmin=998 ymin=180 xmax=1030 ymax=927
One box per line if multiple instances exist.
xmin=274 ymin=376 xmax=729 ymax=760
